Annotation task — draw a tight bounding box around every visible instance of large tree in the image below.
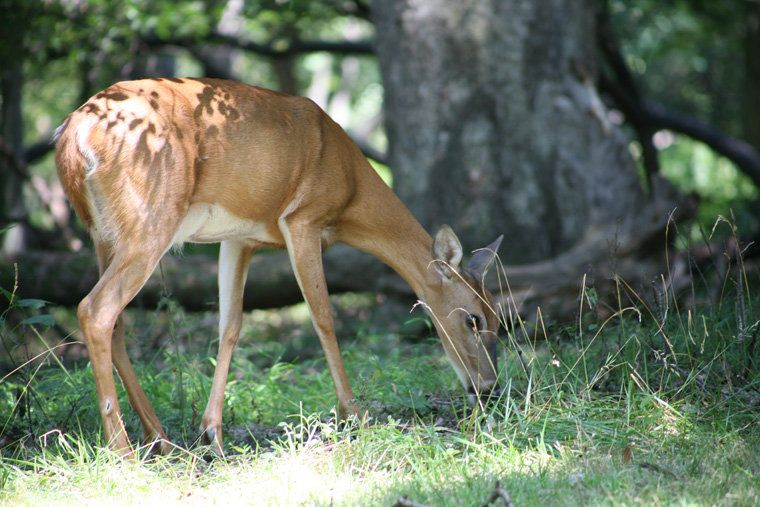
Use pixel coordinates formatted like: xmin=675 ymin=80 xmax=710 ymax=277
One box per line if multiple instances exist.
xmin=373 ymin=0 xmax=687 ymax=267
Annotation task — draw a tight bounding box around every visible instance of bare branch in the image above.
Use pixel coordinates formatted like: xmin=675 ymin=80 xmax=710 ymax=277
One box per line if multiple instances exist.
xmin=141 ymin=32 xmax=374 ymax=58
xmin=24 ymin=137 xmax=56 ymax=165
xmin=596 ymin=5 xmax=659 ymax=183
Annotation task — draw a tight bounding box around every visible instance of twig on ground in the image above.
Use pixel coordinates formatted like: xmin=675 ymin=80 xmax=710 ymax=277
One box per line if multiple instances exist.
xmin=393 ymin=496 xmax=433 ymax=507
xmin=639 ymin=462 xmax=682 ymax=481
xmin=478 ymin=481 xmax=515 ymax=507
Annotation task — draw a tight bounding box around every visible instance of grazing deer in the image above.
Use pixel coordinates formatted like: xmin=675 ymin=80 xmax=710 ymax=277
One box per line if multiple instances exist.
xmin=54 ymin=78 xmax=503 ymax=456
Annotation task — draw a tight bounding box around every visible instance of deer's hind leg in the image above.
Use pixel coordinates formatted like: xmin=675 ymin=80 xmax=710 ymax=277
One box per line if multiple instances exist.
xmin=79 ymin=232 xmax=176 ymax=456
xmin=102 ymin=237 xmax=171 ymax=454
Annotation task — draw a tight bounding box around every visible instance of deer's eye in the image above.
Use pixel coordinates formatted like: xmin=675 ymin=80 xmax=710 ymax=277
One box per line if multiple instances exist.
xmin=466 ymin=314 xmax=481 ymax=331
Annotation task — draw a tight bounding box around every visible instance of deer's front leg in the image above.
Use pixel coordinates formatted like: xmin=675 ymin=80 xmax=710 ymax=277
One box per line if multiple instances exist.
xmin=200 ymin=240 xmax=256 ymax=455
xmin=279 ymin=218 xmax=360 ymax=418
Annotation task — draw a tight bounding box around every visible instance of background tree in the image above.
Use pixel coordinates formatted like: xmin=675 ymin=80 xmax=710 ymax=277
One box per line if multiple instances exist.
xmin=373 ymin=0 xmax=686 ymax=262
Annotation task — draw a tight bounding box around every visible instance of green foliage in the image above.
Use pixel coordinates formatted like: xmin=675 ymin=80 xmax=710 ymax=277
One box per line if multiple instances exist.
xmin=0 ymin=279 xmax=101 ymax=452
xmin=607 ymin=0 xmax=759 ymax=229
xmin=607 ymin=0 xmax=744 ymax=136
xmin=13 ymin=0 xmax=374 ymax=95
xmin=658 ymin=137 xmax=759 ymax=231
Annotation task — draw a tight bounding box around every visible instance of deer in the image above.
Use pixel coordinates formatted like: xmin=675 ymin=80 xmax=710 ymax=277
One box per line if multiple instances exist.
xmin=54 ymin=78 xmax=504 ymax=457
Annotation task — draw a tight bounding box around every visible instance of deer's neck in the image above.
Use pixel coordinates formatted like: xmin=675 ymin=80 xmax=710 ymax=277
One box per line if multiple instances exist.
xmin=337 ymin=162 xmax=441 ymax=301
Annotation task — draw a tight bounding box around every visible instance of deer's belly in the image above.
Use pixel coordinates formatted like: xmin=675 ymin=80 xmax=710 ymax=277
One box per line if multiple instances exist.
xmin=172 ymin=203 xmax=280 ymax=246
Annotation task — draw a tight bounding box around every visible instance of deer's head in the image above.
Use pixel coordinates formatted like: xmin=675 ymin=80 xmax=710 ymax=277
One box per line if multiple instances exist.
xmin=428 ymin=225 xmax=503 ymax=404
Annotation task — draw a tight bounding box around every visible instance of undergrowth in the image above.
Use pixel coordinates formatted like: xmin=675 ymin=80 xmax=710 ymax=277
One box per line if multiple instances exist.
xmin=0 ymin=216 xmax=758 ymax=506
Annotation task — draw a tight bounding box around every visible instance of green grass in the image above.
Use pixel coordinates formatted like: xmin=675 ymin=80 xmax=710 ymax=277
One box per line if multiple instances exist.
xmin=1 ymin=230 xmax=759 ymax=506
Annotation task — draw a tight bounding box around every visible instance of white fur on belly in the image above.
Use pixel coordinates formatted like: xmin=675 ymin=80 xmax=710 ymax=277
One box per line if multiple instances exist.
xmin=172 ymin=203 xmax=276 ymax=246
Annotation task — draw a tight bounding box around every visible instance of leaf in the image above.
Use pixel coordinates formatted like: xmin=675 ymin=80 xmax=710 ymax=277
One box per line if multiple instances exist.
xmin=15 ymin=298 xmax=48 ymax=309
xmin=20 ymin=314 xmax=56 ymax=327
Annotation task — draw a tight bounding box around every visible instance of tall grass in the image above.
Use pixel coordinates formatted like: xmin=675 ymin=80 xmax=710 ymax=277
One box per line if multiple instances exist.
xmin=1 ymin=217 xmax=758 ymax=506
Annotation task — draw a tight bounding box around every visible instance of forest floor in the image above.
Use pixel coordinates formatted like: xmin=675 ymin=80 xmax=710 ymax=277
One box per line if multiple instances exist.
xmin=1 ymin=256 xmax=759 ymax=506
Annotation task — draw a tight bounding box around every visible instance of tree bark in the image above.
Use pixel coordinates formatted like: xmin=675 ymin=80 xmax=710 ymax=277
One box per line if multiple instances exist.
xmin=745 ymin=0 xmax=760 ymax=152
xmin=1 ymin=60 xmax=28 ymax=256
xmin=372 ymin=0 xmax=689 ymax=267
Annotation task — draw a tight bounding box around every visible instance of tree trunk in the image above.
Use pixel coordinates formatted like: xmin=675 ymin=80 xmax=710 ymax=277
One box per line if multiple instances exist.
xmin=372 ymin=0 xmax=689 ymax=267
xmin=745 ymin=0 xmax=760 ymax=152
xmin=1 ymin=60 xmax=28 ymax=256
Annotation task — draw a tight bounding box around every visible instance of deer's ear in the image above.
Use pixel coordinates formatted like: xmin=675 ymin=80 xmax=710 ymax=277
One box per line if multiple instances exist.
xmin=467 ymin=235 xmax=503 ymax=280
xmin=432 ymin=225 xmax=463 ymax=280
